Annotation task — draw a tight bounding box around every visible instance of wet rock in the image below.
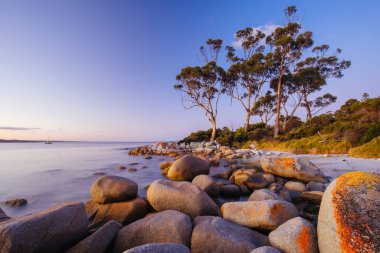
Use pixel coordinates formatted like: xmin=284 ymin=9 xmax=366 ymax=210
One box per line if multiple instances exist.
xmin=167 ymin=155 xmax=210 ymax=181
xmin=221 ymin=200 xmax=298 ymax=231
xmin=93 ymin=197 xmax=147 ymax=226
xmin=144 ymin=156 xmax=152 ymax=159
xmin=123 ymin=243 xmax=190 ymax=253
xmin=269 ymin=217 xmax=318 ymax=253
xmin=159 ymin=161 xmax=174 ymax=170
xmin=301 ymin=191 xmax=323 ymax=204
xmin=219 ymin=184 xmax=240 ymax=198
xmin=147 ymin=179 xmax=220 ymax=218
xmin=192 ymin=175 xmax=219 ymax=199
xmin=306 ymin=181 xmax=325 ymax=192
xmin=230 ymin=169 xmax=269 ymax=190
xmin=191 ymin=216 xmax=269 ymax=253
xmin=4 ymin=198 xmax=27 ymax=207
xmin=0 ymin=202 xmax=87 ymax=253
xmin=113 ymin=210 xmax=192 ymax=253
xmin=212 ymin=170 xmax=231 ymax=179
xmin=248 ymin=189 xmax=282 ymax=201
xmin=66 ymin=220 xmax=122 ymax=253
xmin=127 ymin=168 xmax=137 ymax=172
xmin=250 ymin=246 xmax=281 ymax=253
xmin=260 ymin=156 xmax=328 ymax=183
xmin=117 ymin=166 xmax=126 ymax=170
xmin=284 ymin=181 xmax=306 ymax=192
xmin=0 ymin=208 xmax=9 ymax=222
xmin=91 ymin=175 xmax=138 ymax=204
xmin=318 ymin=171 xmax=380 ymax=253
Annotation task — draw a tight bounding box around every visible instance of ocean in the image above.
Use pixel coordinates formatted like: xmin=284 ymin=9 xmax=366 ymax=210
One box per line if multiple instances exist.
xmin=0 ymin=141 xmax=167 ymax=217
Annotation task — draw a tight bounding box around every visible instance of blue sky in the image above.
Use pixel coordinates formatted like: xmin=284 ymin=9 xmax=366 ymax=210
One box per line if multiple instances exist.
xmin=0 ymin=0 xmax=379 ymax=141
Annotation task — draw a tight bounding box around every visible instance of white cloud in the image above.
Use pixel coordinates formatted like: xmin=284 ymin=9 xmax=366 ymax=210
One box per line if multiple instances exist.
xmin=232 ymin=23 xmax=280 ymax=49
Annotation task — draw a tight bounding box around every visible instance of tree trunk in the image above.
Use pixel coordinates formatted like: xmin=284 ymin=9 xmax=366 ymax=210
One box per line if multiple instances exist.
xmin=244 ymin=111 xmax=251 ymax=132
xmin=303 ymin=94 xmax=312 ymax=121
xmin=274 ymin=76 xmax=282 ymax=138
xmin=210 ymin=116 xmax=217 ymax=141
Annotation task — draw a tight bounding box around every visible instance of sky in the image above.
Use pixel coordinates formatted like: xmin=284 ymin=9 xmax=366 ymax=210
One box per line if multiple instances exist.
xmin=0 ymin=0 xmax=379 ymax=141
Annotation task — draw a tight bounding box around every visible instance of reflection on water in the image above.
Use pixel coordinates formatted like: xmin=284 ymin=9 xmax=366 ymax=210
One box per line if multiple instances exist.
xmin=0 ymin=142 xmax=168 ymax=217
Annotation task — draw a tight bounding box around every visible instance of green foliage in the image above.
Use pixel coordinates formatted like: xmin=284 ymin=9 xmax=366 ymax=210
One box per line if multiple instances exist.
xmin=360 ymin=122 xmax=380 ymax=144
xmin=349 ymin=136 xmax=380 ymax=158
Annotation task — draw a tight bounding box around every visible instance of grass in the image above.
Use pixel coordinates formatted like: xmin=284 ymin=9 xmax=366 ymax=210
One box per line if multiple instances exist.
xmin=348 ymin=136 xmax=380 ymax=158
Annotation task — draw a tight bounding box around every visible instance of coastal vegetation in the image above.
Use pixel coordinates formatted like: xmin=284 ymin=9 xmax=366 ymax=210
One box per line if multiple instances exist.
xmin=174 ymin=5 xmax=380 ymax=157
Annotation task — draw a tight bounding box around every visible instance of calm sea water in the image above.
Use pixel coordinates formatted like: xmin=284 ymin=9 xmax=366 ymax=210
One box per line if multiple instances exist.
xmin=0 ymin=141 xmax=169 ymax=217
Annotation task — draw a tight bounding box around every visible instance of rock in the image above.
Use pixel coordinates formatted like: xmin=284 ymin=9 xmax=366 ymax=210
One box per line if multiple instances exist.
xmin=269 ymin=217 xmax=318 ymax=253
xmin=209 ymin=153 xmax=221 ymax=166
xmin=93 ymin=197 xmax=147 ymax=226
xmin=117 ymin=166 xmax=126 ymax=170
xmin=144 ymin=156 xmax=152 ymax=159
xmin=212 ymin=170 xmax=231 ymax=179
xmin=306 ymin=181 xmax=325 ymax=192
xmin=262 ymin=173 xmax=275 ymax=184
xmin=250 ymin=246 xmax=281 ymax=253
xmin=219 ymin=184 xmax=240 ymax=198
xmin=66 ymin=220 xmax=122 ymax=253
xmin=239 ymin=184 xmax=251 ymax=195
xmin=147 ymin=179 xmax=220 ymax=218
xmin=0 ymin=208 xmax=9 ymax=222
xmin=0 ymin=202 xmax=87 ymax=252
xmin=161 ymin=167 xmax=170 ymax=175
xmin=123 ymin=243 xmax=190 ymax=253
xmin=192 ymin=175 xmax=219 ymax=199
xmin=318 ymin=171 xmax=380 ymax=253
xmin=4 ymin=199 xmax=27 ymax=207
xmin=248 ymin=189 xmax=282 ymax=201
xmin=284 ymin=181 xmax=307 ymax=192
xmin=84 ymin=199 xmax=100 ymax=219
xmin=167 ymin=155 xmax=210 ymax=181
xmin=159 ymin=161 xmax=174 ymax=170
xmin=127 ymin=168 xmax=137 ymax=172
xmin=260 ymin=156 xmax=328 ymax=183
xmin=91 ymin=175 xmax=138 ymax=204
xmin=268 ymin=183 xmax=283 ymax=194
xmin=230 ymin=169 xmax=269 ymax=190
xmin=191 ymin=216 xmax=269 ymax=253
xmin=301 ymin=191 xmax=323 ymax=204
xmin=113 ymin=210 xmax=192 ymax=253
xmin=221 ymin=200 xmax=298 ymax=231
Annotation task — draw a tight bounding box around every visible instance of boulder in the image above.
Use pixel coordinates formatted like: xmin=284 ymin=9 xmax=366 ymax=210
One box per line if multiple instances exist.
xmin=84 ymin=199 xmax=100 ymax=219
xmin=269 ymin=217 xmax=318 ymax=253
xmin=0 ymin=202 xmax=87 ymax=253
xmin=4 ymin=199 xmax=28 ymax=207
xmin=113 ymin=210 xmax=192 ymax=253
xmin=93 ymin=197 xmax=147 ymax=226
xmin=221 ymin=200 xmax=298 ymax=231
xmin=147 ymin=179 xmax=220 ymax=218
xmin=159 ymin=161 xmax=174 ymax=170
xmin=306 ymin=181 xmax=325 ymax=192
xmin=262 ymin=173 xmax=275 ymax=184
xmin=91 ymin=176 xmax=138 ymax=204
xmin=284 ymin=181 xmax=307 ymax=192
xmin=167 ymin=155 xmax=210 ymax=181
xmin=301 ymin=191 xmax=323 ymax=204
xmin=219 ymin=184 xmax=240 ymax=198
xmin=260 ymin=156 xmax=328 ymax=183
xmin=318 ymin=171 xmax=380 ymax=253
xmin=66 ymin=220 xmax=122 ymax=253
xmin=248 ymin=189 xmax=282 ymax=201
xmin=250 ymin=246 xmax=281 ymax=253
xmin=192 ymin=175 xmax=219 ymax=198
xmin=191 ymin=216 xmax=269 ymax=253
xmin=230 ymin=169 xmax=269 ymax=190
xmin=123 ymin=243 xmax=190 ymax=253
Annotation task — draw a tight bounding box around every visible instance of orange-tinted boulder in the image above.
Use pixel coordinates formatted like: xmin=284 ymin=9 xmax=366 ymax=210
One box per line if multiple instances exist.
xmin=167 ymin=155 xmax=210 ymax=181
xmin=260 ymin=156 xmax=328 ymax=183
xmin=318 ymin=171 xmax=380 ymax=253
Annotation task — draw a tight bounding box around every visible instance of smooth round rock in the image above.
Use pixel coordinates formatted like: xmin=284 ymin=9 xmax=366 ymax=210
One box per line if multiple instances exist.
xmin=284 ymin=181 xmax=307 ymax=192
xmin=91 ymin=176 xmax=138 ymax=204
xmin=147 ymin=179 xmax=220 ymax=218
xmin=219 ymin=184 xmax=240 ymax=198
xmin=301 ymin=191 xmax=323 ymax=204
xmin=221 ymin=200 xmax=298 ymax=231
xmin=269 ymin=217 xmax=318 ymax=253
xmin=123 ymin=243 xmax=190 ymax=253
xmin=318 ymin=171 xmax=380 ymax=253
xmin=167 ymin=155 xmax=210 ymax=181
xmin=192 ymin=175 xmax=219 ymax=198
xmin=250 ymin=246 xmax=281 ymax=253
xmin=248 ymin=189 xmax=282 ymax=201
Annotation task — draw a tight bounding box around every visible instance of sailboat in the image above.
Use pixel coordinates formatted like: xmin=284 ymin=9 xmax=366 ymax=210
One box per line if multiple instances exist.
xmin=45 ymin=136 xmax=53 ymax=144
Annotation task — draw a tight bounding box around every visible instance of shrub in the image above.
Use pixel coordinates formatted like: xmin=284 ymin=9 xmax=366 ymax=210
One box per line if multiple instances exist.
xmin=349 ymin=136 xmax=380 ymax=158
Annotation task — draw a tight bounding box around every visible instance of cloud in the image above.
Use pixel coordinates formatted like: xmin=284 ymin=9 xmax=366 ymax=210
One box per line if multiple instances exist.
xmin=0 ymin=126 xmax=40 ymax=131
xmin=232 ymin=23 xmax=280 ymax=49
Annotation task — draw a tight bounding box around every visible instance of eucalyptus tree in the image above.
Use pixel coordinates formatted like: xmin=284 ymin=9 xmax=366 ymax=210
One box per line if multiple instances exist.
xmin=174 ymin=39 xmax=226 ymax=141
xmin=296 ymin=45 xmax=351 ymax=120
xmin=266 ymin=6 xmax=314 ymax=137
xmin=252 ymin=90 xmax=277 ymax=125
xmin=225 ymin=28 xmax=273 ymax=131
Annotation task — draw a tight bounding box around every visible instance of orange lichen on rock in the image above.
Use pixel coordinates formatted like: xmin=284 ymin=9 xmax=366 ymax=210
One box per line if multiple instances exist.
xmin=269 ymin=202 xmax=285 ymax=217
xmin=276 ymin=157 xmax=296 ymax=170
xmin=297 ymin=225 xmax=311 ymax=253
xmin=332 ymin=171 xmax=380 ymax=252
